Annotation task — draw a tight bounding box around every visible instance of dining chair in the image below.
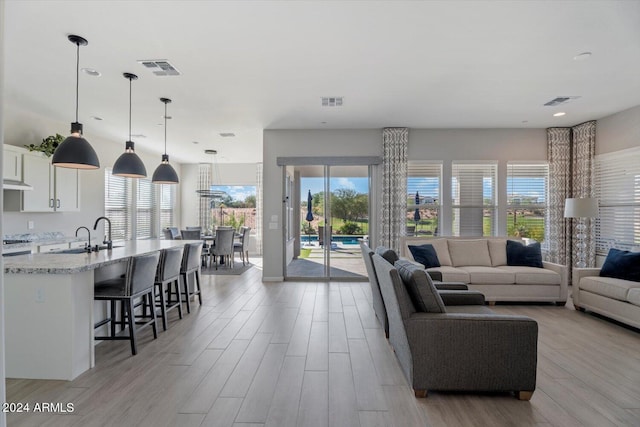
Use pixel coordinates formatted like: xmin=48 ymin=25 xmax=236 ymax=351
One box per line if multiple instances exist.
xmin=211 ymin=228 xmax=235 ymax=269
xmin=180 ymin=229 xmax=201 ymax=240
xmin=233 ymin=226 xmax=251 ymax=265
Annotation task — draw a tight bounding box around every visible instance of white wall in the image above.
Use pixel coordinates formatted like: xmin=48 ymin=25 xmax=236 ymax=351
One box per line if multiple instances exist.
xmin=596 ymin=105 xmax=640 ymax=155
xmin=2 ymin=106 xmax=182 ymax=239
xmin=1 ymin=1 xmax=7 ymax=423
xmin=263 ymin=129 xmax=383 ymax=280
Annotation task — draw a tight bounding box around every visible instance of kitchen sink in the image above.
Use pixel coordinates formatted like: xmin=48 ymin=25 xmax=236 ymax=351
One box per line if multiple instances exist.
xmin=45 ymin=245 xmax=123 ymax=255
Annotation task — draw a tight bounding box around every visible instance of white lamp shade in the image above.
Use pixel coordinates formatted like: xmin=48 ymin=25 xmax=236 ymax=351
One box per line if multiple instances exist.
xmin=564 ymin=198 xmax=599 ymax=218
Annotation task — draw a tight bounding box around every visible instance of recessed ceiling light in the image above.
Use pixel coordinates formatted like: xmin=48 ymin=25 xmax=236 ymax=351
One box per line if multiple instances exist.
xmin=219 ymin=132 xmax=235 ymax=137
xmin=204 ymin=149 xmax=217 ymax=155
xmin=192 ymin=141 xmax=199 ymax=144
xmin=81 ymin=68 xmax=101 ymax=77
xmin=521 ymin=120 xmax=528 ymax=124
xmin=91 ymin=116 xmax=103 ymax=121
xmin=553 ymin=112 xmax=566 ymax=117
xmin=321 ymin=121 xmax=327 ymax=124
xmin=131 ymin=134 xmax=146 ymax=138
xmin=573 ymin=52 xmax=592 ymax=61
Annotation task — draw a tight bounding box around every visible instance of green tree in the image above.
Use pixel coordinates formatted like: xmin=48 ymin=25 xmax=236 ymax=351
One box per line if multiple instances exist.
xmin=332 ymin=188 xmax=368 ymax=222
xmin=244 ymin=194 xmax=256 ymax=208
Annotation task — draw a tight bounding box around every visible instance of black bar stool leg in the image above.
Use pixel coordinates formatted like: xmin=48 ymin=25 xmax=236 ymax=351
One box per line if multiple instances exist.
xmin=127 ymin=299 xmax=137 ymax=355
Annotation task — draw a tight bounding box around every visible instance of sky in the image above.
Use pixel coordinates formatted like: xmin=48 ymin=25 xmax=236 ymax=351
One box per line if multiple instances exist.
xmin=301 ymin=177 xmax=369 ymax=196
xmin=211 ymin=185 xmax=256 ymax=202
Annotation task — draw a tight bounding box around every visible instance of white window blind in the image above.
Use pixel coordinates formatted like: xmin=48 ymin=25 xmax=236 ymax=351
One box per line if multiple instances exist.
xmin=595 ymin=148 xmax=640 ymax=254
xmin=506 ymin=163 xmax=548 ymax=242
xmin=104 ymin=169 xmax=131 ymax=241
xmin=451 ymin=162 xmax=497 ymax=236
xmin=136 ymin=178 xmax=154 ymax=239
xmin=159 ymin=184 xmax=176 ymax=230
xmin=407 ymin=162 xmax=441 ymax=236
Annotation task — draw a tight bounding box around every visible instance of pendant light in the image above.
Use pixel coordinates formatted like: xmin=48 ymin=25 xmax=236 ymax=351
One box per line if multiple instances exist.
xmin=112 ymin=73 xmax=147 ymax=178
xmin=151 ymin=98 xmax=179 ymax=184
xmin=51 ymin=35 xmax=100 ymax=169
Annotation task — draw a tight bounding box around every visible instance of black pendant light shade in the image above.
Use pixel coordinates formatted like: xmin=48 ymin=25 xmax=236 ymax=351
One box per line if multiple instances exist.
xmin=113 ymin=73 xmax=147 ymax=178
xmin=152 ymin=98 xmax=179 ymax=184
xmin=52 ymin=34 xmax=100 ymax=170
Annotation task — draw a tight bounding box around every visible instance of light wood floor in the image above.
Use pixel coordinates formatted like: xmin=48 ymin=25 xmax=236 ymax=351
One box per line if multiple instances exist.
xmin=6 ymin=264 xmax=640 ymax=427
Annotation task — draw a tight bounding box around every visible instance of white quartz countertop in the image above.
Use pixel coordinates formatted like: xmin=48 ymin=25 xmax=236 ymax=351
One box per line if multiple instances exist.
xmin=4 ymin=239 xmax=199 ymax=274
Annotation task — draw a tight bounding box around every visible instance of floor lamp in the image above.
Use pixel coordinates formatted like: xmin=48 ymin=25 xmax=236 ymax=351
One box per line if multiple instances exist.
xmin=564 ymin=198 xmax=599 ymax=268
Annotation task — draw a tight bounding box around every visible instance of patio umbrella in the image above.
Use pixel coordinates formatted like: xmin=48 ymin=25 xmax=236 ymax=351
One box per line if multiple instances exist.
xmin=305 ymin=190 xmax=314 ymax=245
xmin=413 ymin=191 xmax=421 ymax=235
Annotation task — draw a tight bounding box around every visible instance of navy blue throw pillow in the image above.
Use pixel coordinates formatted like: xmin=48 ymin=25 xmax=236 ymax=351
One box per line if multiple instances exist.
xmin=408 ymin=244 xmax=441 ymax=268
xmin=506 ymin=240 xmax=543 ymax=268
xmin=600 ymin=248 xmax=640 ymax=282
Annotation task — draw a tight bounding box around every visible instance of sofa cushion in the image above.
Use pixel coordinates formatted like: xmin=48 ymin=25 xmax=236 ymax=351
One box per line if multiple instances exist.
xmin=600 ymin=248 xmax=640 ymax=282
xmin=394 ymin=259 xmax=446 ymax=313
xmin=579 ymin=276 xmax=640 ymax=302
xmin=458 ymin=266 xmax=515 ymax=284
xmin=506 ymin=240 xmax=543 ymax=268
xmin=408 ymin=244 xmax=440 ymax=268
xmin=448 ymin=240 xmax=491 ymax=267
xmin=375 ymin=246 xmax=399 ymax=265
xmin=627 ymin=288 xmax=640 ymax=307
xmin=496 ymin=266 xmax=561 ymax=285
xmin=426 ymin=266 xmax=470 ymax=283
xmin=488 ymin=239 xmax=508 ymax=266
xmin=428 ymin=239 xmax=452 ymax=266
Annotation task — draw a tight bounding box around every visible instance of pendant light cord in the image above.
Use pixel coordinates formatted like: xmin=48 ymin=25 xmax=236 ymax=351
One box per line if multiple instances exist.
xmin=128 ymin=77 xmax=132 ymax=141
xmin=164 ymin=102 xmax=168 ymax=155
xmin=75 ymin=41 xmax=80 ymax=123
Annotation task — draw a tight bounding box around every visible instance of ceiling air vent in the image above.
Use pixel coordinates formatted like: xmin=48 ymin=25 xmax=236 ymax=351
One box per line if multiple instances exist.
xmin=321 ymin=97 xmax=343 ymax=107
xmin=137 ymin=60 xmax=181 ymax=76
xmin=544 ymin=96 xmax=580 ymax=107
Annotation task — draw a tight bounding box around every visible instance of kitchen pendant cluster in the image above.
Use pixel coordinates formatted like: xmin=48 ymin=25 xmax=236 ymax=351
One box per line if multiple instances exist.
xmin=52 ymin=34 xmax=179 ymax=185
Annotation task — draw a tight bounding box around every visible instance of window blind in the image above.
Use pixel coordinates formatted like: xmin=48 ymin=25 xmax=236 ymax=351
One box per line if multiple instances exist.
xmin=136 ymin=178 xmax=154 ymax=239
xmin=451 ymin=162 xmax=497 ymax=236
xmin=104 ymin=169 xmax=131 ymax=241
xmin=407 ymin=162 xmax=441 ymax=236
xmin=159 ymin=184 xmax=175 ymax=230
xmin=595 ymin=148 xmax=640 ymax=254
xmin=506 ymin=163 xmax=548 ymax=242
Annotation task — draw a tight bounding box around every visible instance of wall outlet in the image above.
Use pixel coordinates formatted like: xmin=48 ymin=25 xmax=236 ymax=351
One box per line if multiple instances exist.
xmin=28 ymin=220 xmax=35 ymax=229
xmin=35 ymin=288 xmax=45 ymax=303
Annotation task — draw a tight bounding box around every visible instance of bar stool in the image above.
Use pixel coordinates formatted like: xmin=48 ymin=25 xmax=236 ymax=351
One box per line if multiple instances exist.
xmin=94 ymin=251 xmax=160 ymax=355
xmin=154 ymin=246 xmax=184 ymax=331
xmin=180 ymin=242 xmax=203 ymax=313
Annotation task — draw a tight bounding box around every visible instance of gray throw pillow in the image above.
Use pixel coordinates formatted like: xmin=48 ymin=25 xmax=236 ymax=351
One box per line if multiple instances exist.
xmin=394 ymin=259 xmax=446 ymax=313
xmin=375 ymin=246 xmax=399 ymax=265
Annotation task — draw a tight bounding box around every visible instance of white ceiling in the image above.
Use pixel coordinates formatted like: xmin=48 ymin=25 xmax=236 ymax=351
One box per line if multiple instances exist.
xmin=4 ymin=1 xmax=640 ymax=164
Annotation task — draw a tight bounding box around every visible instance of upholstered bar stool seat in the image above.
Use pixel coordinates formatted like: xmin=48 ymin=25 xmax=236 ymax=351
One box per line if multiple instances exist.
xmin=155 ymin=246 xmax=184 ymax=331
xmin=94 ymin=251 xmax=161 ymax=355
xmin=180 ymin=242 xmax=203 ymax=313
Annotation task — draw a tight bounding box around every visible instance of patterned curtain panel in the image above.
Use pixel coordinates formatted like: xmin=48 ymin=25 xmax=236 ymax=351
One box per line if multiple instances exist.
xmin=572 ymin=121 xmax=597 ymax=267
xmin=380 ymin=128 xmax=408 ymax=251
xmin=198 ymin=163 xmax=212 ymax=231
xmin=546 ymin=128 xmax=572 ymax=266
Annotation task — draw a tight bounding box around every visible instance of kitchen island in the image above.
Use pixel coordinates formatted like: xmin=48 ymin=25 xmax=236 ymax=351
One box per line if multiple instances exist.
xmin=3 ymin=239 xmax=198 ymax=380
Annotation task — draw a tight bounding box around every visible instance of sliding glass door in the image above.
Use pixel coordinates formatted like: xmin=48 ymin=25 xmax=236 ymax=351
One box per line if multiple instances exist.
xmin=284 ymin=164 xmax=370 ymax=280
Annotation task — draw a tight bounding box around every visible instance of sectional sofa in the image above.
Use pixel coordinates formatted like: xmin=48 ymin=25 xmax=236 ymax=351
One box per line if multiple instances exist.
xmin=400 ymin=237 xmax=568 ymax=304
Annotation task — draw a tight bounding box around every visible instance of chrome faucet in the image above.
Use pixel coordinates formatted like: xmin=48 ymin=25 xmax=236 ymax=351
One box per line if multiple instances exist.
xmin=75 ymin=226 xmax=92 ymax=252
xmin=93 ymin=216 xmax=113 ymax=250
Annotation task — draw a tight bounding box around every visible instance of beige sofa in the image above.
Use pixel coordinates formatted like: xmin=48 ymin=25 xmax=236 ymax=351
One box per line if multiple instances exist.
xmin=400 ymin=237 xmax=568 ymax=303
xmin=573 ymin=268 xmax=640 ymax=329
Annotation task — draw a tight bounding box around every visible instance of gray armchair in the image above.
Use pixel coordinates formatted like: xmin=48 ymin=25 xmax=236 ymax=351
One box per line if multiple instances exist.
xmin=371 ymin=254 xmax=537 ymax=400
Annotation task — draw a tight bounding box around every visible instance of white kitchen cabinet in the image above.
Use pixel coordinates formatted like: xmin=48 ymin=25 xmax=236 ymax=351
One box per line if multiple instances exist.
xmin=3 ymin=145 xmax=26 ymax=181
xmin=17 ymin=153 xmax=80 ymax=212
